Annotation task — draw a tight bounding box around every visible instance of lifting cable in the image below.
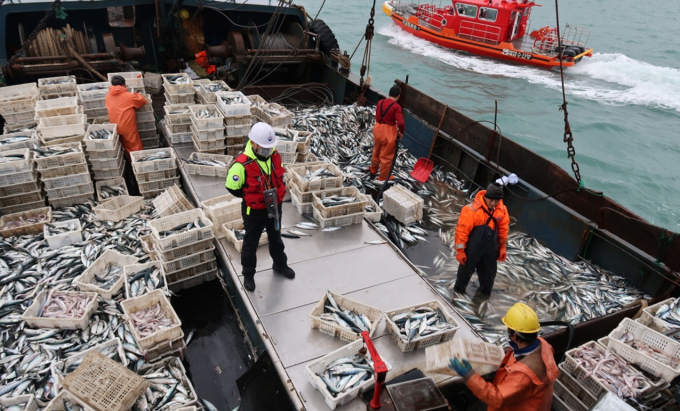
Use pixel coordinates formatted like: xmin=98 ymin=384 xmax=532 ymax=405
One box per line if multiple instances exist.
xmin=359 ymin=0 xmax=376 ymax=91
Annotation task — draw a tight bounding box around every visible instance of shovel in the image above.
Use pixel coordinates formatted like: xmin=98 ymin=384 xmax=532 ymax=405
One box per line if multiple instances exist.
xmin=411 ymin=105 xmax=447 ymax=183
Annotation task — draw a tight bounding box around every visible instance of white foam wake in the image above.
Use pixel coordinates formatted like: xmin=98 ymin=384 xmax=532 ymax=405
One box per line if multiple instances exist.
xmin=377 ymin=23 xmax=680 ymax=113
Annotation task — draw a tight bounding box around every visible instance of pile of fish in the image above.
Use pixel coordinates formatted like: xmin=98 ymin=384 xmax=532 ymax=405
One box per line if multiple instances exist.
xmin=283 ymin=221 xmax=342 ymax=239
xmin=2 ymin=212 xmax=50 ymax=230
xmin=648 ymin=298 xmax=680 ymax=330
xmin=0 ymin=397 xmax=36 ymax=410
xmin=219 ymin=95 xmax=244 ymax=106
xmin=300 ymin=167 xmax=339 ymax=182
xmin=183 ymin=156 xmax=228 ymax=168
xmin=88 ymin=129 xmax=114 ymax=140
xmin=52 ymin=341 xmax=123 ymax=378
xmin=203 ymin=84 xmax=228 ymax=93
xmin=164 ymin=75 xmax=191 ymax=85
xmin=319 ymin=195 xmax=359 ymax=208
xmin=44 ymin=221 xmax=79 ymax=237
xmin=389 ymin=306 xmax=455 ymax=342
xmin=0 ymin=134 xmax=34 ymax=146
xmin=99 ymin=184 xmax=127 ymax=199
xmin=167 ymin=108 xmax=190 ymax=115
xmin=127 ymin=265 xmax=165 ymax=298
xmin=193 ymin=109 xmax=220 ymax=119
xmin=620 ymin=331 xmax=680 ymax=369
xmin=40 ymin=292 xmax=94 ymax=319
xmin=90 ymin=262 xmax=124 ymax=290
xmin=135 ymin=151 xmax=171 ymax=162
xmin=157 ymin=219 xmax=205 ymax=238
xmin=135 ymin=361 xmax=196 ymax=410
xmin=130 ymin=302 xmax=176 ymax=337
xmin=30 ymin=144 xmax=78 ymax=158
xmin=319 ymin=291 xmax=373 ymax=334
xmin=316 ymin=352 xmax=374 ymax=398
xmin=569 ymin=343 xmax=650 ymax=399
xmin=263 ymin=106 xmax=283 ymax=118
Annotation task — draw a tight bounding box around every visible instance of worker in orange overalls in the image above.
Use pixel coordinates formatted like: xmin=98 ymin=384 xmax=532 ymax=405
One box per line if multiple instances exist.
xmin=449 ymin=303 xmax=558 ymax=411
xmin=105 ymin=75 xmax=148 ymax=154
xmin=453 ymin=182 xmax=510 ymax=295
xmin=370 ymin=85 xmax=405 ymax=181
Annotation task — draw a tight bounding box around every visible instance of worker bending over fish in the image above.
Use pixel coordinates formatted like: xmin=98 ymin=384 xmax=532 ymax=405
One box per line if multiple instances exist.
xmin=453 ymin=182 xmax=509 ymax=295
xmin=449 ymin=303 xmax=558 ymax=411
xmin=370 ymin=85 xmax=405 ymax=181
xmin=105 ymin=75 xmax=148 ymax=154
xmin=226 ymin=122 xmax=295 ymax=292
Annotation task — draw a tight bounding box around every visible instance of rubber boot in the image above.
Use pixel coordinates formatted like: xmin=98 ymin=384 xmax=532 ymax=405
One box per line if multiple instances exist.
xmin=273 ymin=264 xmax=295 ymax=279
xmin=244 ymin=275 xmax=255 ymax=292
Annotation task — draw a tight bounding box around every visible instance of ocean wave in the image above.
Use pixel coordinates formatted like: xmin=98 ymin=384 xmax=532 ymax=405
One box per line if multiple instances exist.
xmin=377 ymin=23 xmax=680 ymax=113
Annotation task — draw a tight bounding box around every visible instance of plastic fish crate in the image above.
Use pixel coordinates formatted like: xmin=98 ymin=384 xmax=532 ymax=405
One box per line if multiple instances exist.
xmin=164 ymin=91 xmax=194 ymax=105
xmin=361 ymin=194 xmax=382 ymax=223
xmin=0 ymin=199 xmax=46 ymax=215
xmin=0 ymin=202 xmax=50 ymax=236
xmin=290 ymin=190 xmax=314 ymax=215
xmin=22 ymin=289 xmax=98 ymax=329
xmin=84 ymin=123 xmax=119 ymax=150
xmin=162 ymin=73 xmax=195 ymax=94
xmin=0 ymin=131 xmax=39 ymax=151
xmin=0 ymin=83 xmax=38 ymax=108
xmin=168 ymin=269 xmax=218 ymax=292
xmin=224 ymin=114 xmax=252 ymax=126
xmin=425 ymin=337 xmax=505 ymax=377
xmin=607 ymin=317 xmax=680 ymax=382
xmin=152 ymin=184 xmax=194 ymax=218
xmin=312 ymin=187 xmax=368 ymax=218
xmin=42 ymin=171 xmax=91 ymax=190
xmin=38 ymin=115 xmax=84 ymax=130
xmin=164 ymin=125 xmax=193 ymax=145
xmin=43 ymin=391 xmax=96 ymax=411
xmin=95 ymin=178 xmax=128 ymax=202
xmin=154 ymin=237 xmax=214 ymax=261
xmin=306 ymin=339 xmax=393 ymax=411
xmin=0 ymin=148 xmax=33 ymax=173
xmin=0 ymin=166 xmax=37 ymax=187
xmin=92 ymin=159 xmax=125 ymax=180
xmin=191 ymin=133 xmax=225 ymax=152
xmin=557 ymin=363 xmax=599 ymax=408
xmin=167 ymin=121 xmax=192 ymax=134
xmin=150 ymin=208 xmax=214 ymax=251
xmin=0 ymin=189 xmax=44 ymax=208
xmin=133 ymin=169 xmax=177 ymax=184
xmin=312 ymin=207 xmax=365 ymax=229
xmin=163 ymin=257 xmax=217 ymax=284
xmin=38 ymin=75 xmax=77 ymax=93
xmin=108 ymin=71 xmax=144 ymax=89
xmin=63 ymin=351 xmax=149 ymax=411
xmin=44 ymin=218 xmax=82 ymax=248
xmin=39 ymin=91 xmax=78 ymax=100
xmin=223 ymin=220 xmax=268 ymax=253
xmin=39 ymin=134 xmax=84 ymax=147
xmin=136 ymin=111 xmax=155 ymax=123
xmin=141 ymin=137 xmax=160 ymax=149
xmin=216 ymin=91 xmax=251 ymax=116
xmin=83 ymin=107 xmax=109 ymax=118
xmin=141 ymin=332 xmax=186 ymax=362
xmin=278 ymin=151 xmax=298 ymax=164
xmin=48 ymin=192 xmax=94 ymax=208
xmin=226 ymin=144 xmax=244 ymax=156
xmin=198 ymin=80 xmax=230 ymax=103
xmin=86 ymin=143 xmax=120 ymax=160
xmin=384 ymin=300 xmax=461 ymax=352
xmin=189 ymin=119 xmax=224 ymax=141
xmin=183 ymin=152 xmax=233 ymax=178
xmin=81 ymin=99 xmax=106 ymax=110
xmin=225 ymin=123 xmax=250 ymax=137
xmin=308 ymin=290 xmax=383 ymax=342
xmin=124 ymin=261 xmax=168 ymax=299
xmin=93 ymin=195 xmax=144 ymax=222
xmin=138 ymin=356 xmax=197 ymax=410
xmin=37 ymin=162 xmax=87 ymax=180
xmin=639 ymin=297 xmax=675 ymax=333
xmin=34 ymin=142 xmax=85 ymax=169
xmin=130 ymin=147 xmax=177 ymax=173
xmin=245 ymin=94 xmax=266 ymax=116
xmin=90 ymin=152 xmax=123 ymax=170
xmin=0 ymin=98 xmax=37 ymax=116
xmin=225 ymin=135 xmax=247 ymax=146
xmin=34 ymin=96 xmax=79 ymax=113
xmin=78 ymin=82 xmax=111 ymax=100
xmin=563 ymin=340 xmax=653 ymax=399
xmin=161 ymin=244 xmax=215 ymax=273
xmin=51 ymin=338 xmax=127 ymax=392
xmin=383 ymin=184 xmax=424 ymax=225
xmin=37 ymin=121 xmax=87 ymax=140
xmin=201 ymin=193 xmax=239 ymax=220
xmin=120 ymin=289 xmax=183 ymax=350
xmin=259 ymin=102 xmax=293 ymax=127
xmin=46 ymin=182 xmax=94 ymax=199
xmin=138 ymin=176 xmax=180 ymax=194
xmin=164 ymin=104 xmax=195 ymax=125
xmin=2 ymin=110 xmax=35 ymax=126
xmin=0 ymin=394 xmax=38 ymax=411
xmin=189 ymin=104 xmax=224 ymax=130
xmin=140 ymin=234 xmax=158 ymax=261
xmin=288 ymin=162 xmax=344 ymax=192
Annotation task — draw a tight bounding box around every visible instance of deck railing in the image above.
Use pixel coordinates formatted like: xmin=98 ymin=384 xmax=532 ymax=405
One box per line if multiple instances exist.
xmin=458 ymin=20 xmax=501 ymax=45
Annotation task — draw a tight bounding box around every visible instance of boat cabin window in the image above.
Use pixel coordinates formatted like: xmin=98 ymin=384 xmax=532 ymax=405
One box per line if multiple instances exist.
xmin=478 ymin=8 xmax=498 ymax=22
xmin=455 ymin=3 xmax=478 ymax=18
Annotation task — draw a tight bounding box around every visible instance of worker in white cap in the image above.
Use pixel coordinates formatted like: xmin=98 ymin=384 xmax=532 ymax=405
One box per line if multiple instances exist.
xmin=226 ymin=122 xmax=294 ymax=292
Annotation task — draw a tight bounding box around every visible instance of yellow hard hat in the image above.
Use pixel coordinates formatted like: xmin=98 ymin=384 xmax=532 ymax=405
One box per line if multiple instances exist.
xmin=179 ymin=9 xmax=190 ymax=19
xmin=502 ymin=303 xmax=540 ymax=333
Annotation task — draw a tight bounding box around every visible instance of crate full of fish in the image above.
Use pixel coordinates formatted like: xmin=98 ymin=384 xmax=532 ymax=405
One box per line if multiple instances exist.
xmin=77 ymin=82 xmax=111 ymax=100
xmin=51 ymin=338 xmax=128 ymax=392
xmin=0 ymin=206 xmax=51 ymax=237
xmin=425 ymin=337 xmax=505 ymax=377
xmin=121 ymin=289 xmax=182 ymax=350
xmin=182 ymin=152 xmax=233 ymax=178
xmin=385 ymin=300 xmax=460 ymax=352
xmin=189 ymin=104 xmax=224 ymax=130
xmin=164 ymin=90 xmax=194 ymax=105
xmin=223 ymin=220 xmax=268 ymax=252
xmin=553 ymin=379 xmax=589 ymax=411
xmin=33 ymin=142 xmax=86 ymax=170
xmin=37 ymin=121 xmax=87 ymax=141
xmin=563 ymin=340 xmax=653 ymax=399
xmin=95 ymin=178 xmax=128 ymax=201
xmin=258 ymin=102 xmax=293 ymax=127
xmin=0 ymin=147 xmax=33 ymax=174
xmin=43 ymin=390 xmax=96 ymax=411
xmin=312 ymin=187 xmax=369 ymax=219
xmin=153 ymin=184 xmax=194 ymax=218
xmin=136 ymin=356 xmax=198 ymax=410
xmin=63 ymin=350 xmax=149 ymax=411
xmin=130 ymin=148 xmax=177 ymax=174
xmin=0 ymin=131 xmax=39 ymax=152
xmin=124 ymin=261 xmax=168 ymax=299
xmin=164 ymin=104 xmax=194 ymax=125
xmin=309 ymin=290 xmax=383 ymax=342
xmin=162 ymin=73 xmax=194 ymax=94
xmin=150 ymin=208 xmax=214 ymax=251
xmin=43 ymin=218 xmax=82 ymax=248
xmin=605 ymin=317 xmax=680 ymax=382
xmin=75 ymin=250 xmax=139 ymax=299
xmin=382 ymin=184 xmax=424 ymax=225
xmin=198 ymin=80 xmax=230 ymax=103
xmin=361 ymin=194 xmax=382 ymax=223
xmin=306 ymin=339 xmax=393 ymax=410
xmin=216 ymin=91 xmax=251 ymax=117
xmin=84 ymin=124 xmax=118 ymax=150
xmin=639 ymin=297 xmax=677 ymax=333
xmin=93 ymin=195 xmax=143 ymax=223
xmin=313 ymin=207 xmax=366 ymax=229
xmin=288 ymin=163 xmax=344 ymax=192
xmin=22 ymin=289 xmax=98 ymax=330
xmin=0 ymin=178 xmax=41 ymax=198
xmin=557 ymin=363 xmax=598 ymax=407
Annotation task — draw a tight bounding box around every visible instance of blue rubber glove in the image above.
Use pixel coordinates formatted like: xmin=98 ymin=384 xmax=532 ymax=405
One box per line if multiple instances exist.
xmin=449 ymin=358 xmax=473 ymax=377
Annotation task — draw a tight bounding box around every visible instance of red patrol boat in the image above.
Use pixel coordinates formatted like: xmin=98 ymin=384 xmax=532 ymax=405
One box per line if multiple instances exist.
xmin=382 ymin=0 xmax=593 ymax=69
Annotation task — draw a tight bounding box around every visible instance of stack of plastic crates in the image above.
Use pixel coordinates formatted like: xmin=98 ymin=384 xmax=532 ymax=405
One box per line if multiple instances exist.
xmin=286 ymin=162 xmax=344 ymax=216
xmin=136 ymin=93 xmax=158 ymax=148
xmin=189 ymin=104 xmax=225 ymax=154
xmin=162 ymin=73 xmax=195 ymax=105
xmin=216 ymin=91 xmax=251 ymax=156
xmin=0 ymin=83 xmax=39 ymax=134
xmin=273 ymin=126 xmax=312 ymax=165
xmin=0 ymin=147 xmax=45 ymax=214
xmin=38 ymin=76 xmax=77 ymax=100
xmin=130 ymin=147 xmax=179 ymax=199
xmin=34 ymin=142 xmax=94 ymax=208
xmin=382 ymin=184 xmax=424 ymax=225
xmin=34 ymin=97 xmax=87 ymax=146
xmin=83 ymin=124 xmax=125 ymax=184
xmin=77 ymin=82 xmax=110 ymax=123
xmin=162 ymin=104 xmax=194 ymax=145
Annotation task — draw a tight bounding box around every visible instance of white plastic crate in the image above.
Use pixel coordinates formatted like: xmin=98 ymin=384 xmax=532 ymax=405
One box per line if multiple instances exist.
xmin=135 ymin=168 xmax=179 ymax=183
xmin=216 ymin=91 xmax=250 ymax=116
xmin=164 ymin=104 xmax=194 ymax=125
xmin=0 ymin=189 xmax=44 ymax=208
xmin=136 ymin=111 xmax=155 ymax=123
xmin=425 ymin=337 xmax=505 ymax=377
xmin=43 ymin=391 xmax=96 ymax=411
xmin=93 ymin=195 xmax=143 ymax=222
xmin=2 ymin=110 xmax=35 ymax=126
xmin=225 ymin=123 xmax=250 ymax=137
xmin=312 ymin=187 xmax=368 ymax=218
xmin=49 ymin=193 xmax=95 ymax=208
xmin=190 ymin=119 xmax=224 ymax=141
xmin=309 ymin=290 xmax=383 ymax=342
xmin=259 ymin=102 xmax=293 ymax=127
xmin=124 ymin=261 xmax=168 ymax=299
xmin=50 ymin=338 xmax=127 ymax=392
xmin=22 ymin=289 xmax=98 ymax=330
xmin=189 ymin=104 xmax=224 ymax=129
xmin=166 ymin=121 xmax=192 ymax=134
xmin=77 ymin=82 xmax=111 ymax=100
xmin=0 ymin=199 xmax=46 ymax=215
xmin=245 ymin=94 xmax=266 ymax=115
xmin=86 ymin=141 xmax=121 ymax=160
xmin=84 ymin=123 xmax=118 ymax=150
xmin=152 ymin=184 xmax=194 ymax=218
xmin=182 ymin=152 xmax=233 ymax=178
xmin=0 ymin=168 xmax=38 ymax=187
xmin=90 ymin=151 xmax=123 ymax=170
xmin=191 ymin=132 xmax=225 ymax=152
xmin=384 ymin=300 xmax=460 ymax=352
xmin=108 ymin=72 xmax=144 ymax=89
xmin=83 ymin=107 xmax=108 ymax=118
xmin=34 ymin=96 xmax=78 ymax=111
xmin=92 ymin=158 xmax=125 ymax=180
xmin=224 ymin=114 xmax=252 ymax=127
xmin=44 ymin=218 xmax=82 ymax=249
xmin=138 ymin=176 xmax=180 ymax=194
xmin=383 ymin=184 xmax=424 ymax=225
xmin=161 ymin=245 xmax=216 ymax=273
xmin=306 ymin=339 xmax=393 ymax=410
xmin=168 ymin=268 xmax=217 ymax=292
xmin=557 ymin=363 xmax=599 ymax=408
xmin=95 ymin=177 xmax=128 ymax=201
xmin=130 ymin=148 xmax=177 ymax=173
xmin=163 ymin=122 xmax=193 ymax=144
xmin=0 ymin=179 xmax=41 ymax=197
xmin=37 ymin=122 xmax=87 ymax=140
xmin=81 ymin=99 xmax=106 ymax=110
xmin=162 ymin=73 xmax=194 ymax=94
xmin=38 ymin=114 xmax=87 ymax=128
xmin=0 ymin=83 xmax=38 ymax=111
xmin=198 ymin=80 xmax=230 ymax=103
xmin=607 ymin=318 xmax=680 ymax=382
xmin=0 ymin=97 xmax=37 ymax=116
xmin=39 ymin=91 xmax=78 ymax=100
xmin=0 ymin=148 xmax=33 ymax=173
xmin=639 ymin=298 xmax=676 ymax=333
xmin=225 ymin=135 xmax=246 ymax=147
xmin=223 ymin=220 xmax=268 ymax=252
xmin=138 ymin=121 xmax=156 ymax=132
xmin=38 ymin=76 xmax=77 ymax=94
xmin=154 ymin=237 xmax=214 ymax=262
xmin=121 ymin=289 xmax=182 ymax=350
xmin=361 ymin=194 xmax=382 ymax=223
xmin=165 ymin=91 xmax=194 ymax=105
xmin=46 ymin=182 xmax=94 ymax=199
xmin=75 ymin=249 xmax=138 ymax=299
xmin=0 ymin=206 xmax=51 ymax=237
xmin=138 ymin=356 xmax=198 ymax=410
xmin=0 ymin=394 xmax=38 ymax=411
xmin=42 ymin=171 xmax=91 ymax=190
xmin=201 ymin=193 xmax=239 ymax=221
xmin=291 ymin=189 xmax=314 ymax=215
xmin=149 ymin=208 xmax=214 ymax=251
xmin=312 ymin=207 xmax=365 ymax=229
xmin=0 ymin=131 xmax=39 ymax=152
xmin=288 ymin=162 xmax=344 ymax=192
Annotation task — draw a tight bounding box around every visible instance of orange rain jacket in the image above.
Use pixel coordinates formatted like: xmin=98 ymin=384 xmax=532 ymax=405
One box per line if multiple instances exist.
xmin=454 ymin=189 xmax=510 ymax=251
xmin=464 ymin=337 xmax=558 ymax=411
xmin=105 ymin=85 xmax=148 ymax=153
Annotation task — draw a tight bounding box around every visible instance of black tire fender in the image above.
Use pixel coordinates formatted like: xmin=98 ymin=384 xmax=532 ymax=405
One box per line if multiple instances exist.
xmin=309 ymin=19 xmax=339 ymax=55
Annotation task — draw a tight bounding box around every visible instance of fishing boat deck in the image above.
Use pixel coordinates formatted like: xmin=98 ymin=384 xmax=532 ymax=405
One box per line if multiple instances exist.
xmin=170 ymin=141 xmax=480 ymax=410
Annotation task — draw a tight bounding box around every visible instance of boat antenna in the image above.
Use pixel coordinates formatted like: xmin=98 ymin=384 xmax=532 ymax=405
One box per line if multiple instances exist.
xmin=553 ymin=0 xmax=583 ymax=188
